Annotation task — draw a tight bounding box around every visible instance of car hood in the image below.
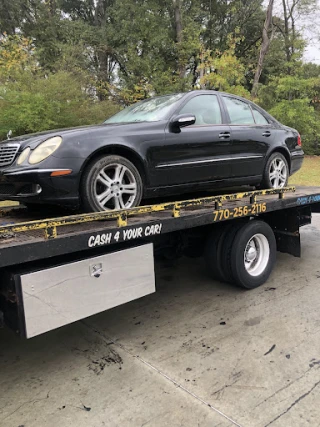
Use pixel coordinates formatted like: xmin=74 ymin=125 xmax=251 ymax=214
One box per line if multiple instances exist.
xmin=0 ymin=122 xmax=152 ymax=149
xmin=0 ymin=125 xmax=111 ymax=149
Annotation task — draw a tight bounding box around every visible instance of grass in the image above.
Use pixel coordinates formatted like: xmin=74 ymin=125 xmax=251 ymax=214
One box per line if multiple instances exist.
xmin=289 ymin=155 xmax=320 ymax=186
xmin=0 ymin=156 xmax=317 ymax=209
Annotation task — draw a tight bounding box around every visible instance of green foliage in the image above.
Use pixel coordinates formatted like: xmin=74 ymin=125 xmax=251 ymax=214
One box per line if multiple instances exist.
xmin=270 ymin=100 xmax=320 ymax=154
xmin=0 ymin=34 xmax=37 ymax=79
xmin=259 ymin=75 xmax=320 ymax=154
xmin=199 ymin=37 xmax=251 ymax=98
xmin=0 ymin=71 xmax=119 ymax=140
xmin=0 ymin=0 xmax=320 ymax=156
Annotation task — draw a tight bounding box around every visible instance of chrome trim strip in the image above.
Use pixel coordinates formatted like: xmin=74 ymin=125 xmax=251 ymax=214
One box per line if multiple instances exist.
xmin=156 ymin=155 xmax=264 ymax=168
xmin=4 ymin=168 xmax=72 ymax=176
xmin=179 ymin=116 xmax=195 ymax=123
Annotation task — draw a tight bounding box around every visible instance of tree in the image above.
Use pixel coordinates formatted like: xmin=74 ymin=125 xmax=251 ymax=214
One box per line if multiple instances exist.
xmin=252 ymin=0 xmax=274 ymax=97
xmin=272 ymin=0 xmax=317 ymax=73
xmin=0 ymin=0 xmax=31 ymax=35
xmin=0 ymin=34 xmax=38 ymax=82
xmin=259 ymin=74 xmax=320 ymax=154
xmin=173 ymin=0 xmax=184 ymax=78
xmin=199 ymin=36 xmax=250 ymax=98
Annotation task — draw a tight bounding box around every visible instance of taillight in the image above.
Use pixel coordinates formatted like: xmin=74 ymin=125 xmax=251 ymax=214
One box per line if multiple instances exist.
xmin=297 ymin=134 xmax=302 ymax=146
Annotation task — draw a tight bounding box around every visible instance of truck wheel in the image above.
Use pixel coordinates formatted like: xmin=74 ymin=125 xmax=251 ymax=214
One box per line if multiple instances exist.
xmin=81 ymin=155 xmax=143 ymax=212
xmin=219 ymin=220 xmax=248 ymax=284
xmin=205 ymin=223 xmax=234 ymax=282
xmin=229 ymin=220 xmax=276 ymax=289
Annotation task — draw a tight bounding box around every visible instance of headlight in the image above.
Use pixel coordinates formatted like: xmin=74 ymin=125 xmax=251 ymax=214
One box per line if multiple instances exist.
xmin=17 ymin=147 xmax=31 ymax=165
xmin=29 ymin=136 xmax=62 ymax=165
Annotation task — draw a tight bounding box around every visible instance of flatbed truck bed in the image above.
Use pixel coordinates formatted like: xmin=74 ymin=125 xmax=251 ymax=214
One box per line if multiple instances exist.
xmin=1 ymin=186 xmax=320 ymax=339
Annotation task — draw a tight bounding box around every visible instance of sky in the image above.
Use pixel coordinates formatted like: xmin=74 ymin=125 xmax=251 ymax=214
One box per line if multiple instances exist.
xmin=264 ymin=0 xmax=320 ymax=64
xmin=305 ymin=42 xmax=320 ymax=64
xmin=302 ymin=0 xmax=320 ymax=63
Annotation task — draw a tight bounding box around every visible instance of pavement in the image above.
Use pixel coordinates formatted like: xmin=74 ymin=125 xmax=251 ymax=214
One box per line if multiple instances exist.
xmin=1 ymin=216 xmax=320 ymax=427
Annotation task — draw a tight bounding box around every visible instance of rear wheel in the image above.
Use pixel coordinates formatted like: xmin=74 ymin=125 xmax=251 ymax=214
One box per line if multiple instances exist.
xmin=229 ymin=221 xmax=276 ymax=289
xmin=205 ymin=220 xmax=276 ymax=289
xmin=261 ymin=152 xmax=289 ymax=189
xmin=205 ymin=223 xmax=235 ymax=282
xmin=81 ymin=155 xmax=143 ymax=212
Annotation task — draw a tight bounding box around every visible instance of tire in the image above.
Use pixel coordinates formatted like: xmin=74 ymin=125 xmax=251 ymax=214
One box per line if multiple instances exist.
xmin=219 ymin=220 xmax=248 ymax=284
xmin=81 ymin=155 xmax=143 ymax=212
xmin=261 ymin=152 xmax=289 ymax=189
xmin=204 ymin=223 xmax=234 ymax=282
xmin=229 ymin=220 xmax=276 ymax=289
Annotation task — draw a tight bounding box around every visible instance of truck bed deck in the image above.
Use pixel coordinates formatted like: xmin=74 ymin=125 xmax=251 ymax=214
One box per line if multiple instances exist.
xmin=0 ymin=186 xmax=319 ymax=268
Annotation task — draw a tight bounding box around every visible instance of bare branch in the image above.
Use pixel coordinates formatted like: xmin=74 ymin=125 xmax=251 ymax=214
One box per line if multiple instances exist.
xmin=252 ymin=0 xmax=275 ymax=97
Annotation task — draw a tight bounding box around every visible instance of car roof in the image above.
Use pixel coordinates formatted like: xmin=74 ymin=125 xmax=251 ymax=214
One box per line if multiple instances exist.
xmin=145 ymin=90 xmax=280 ymax=125
xmin=155 ymin=90 xmax=251 ymax=104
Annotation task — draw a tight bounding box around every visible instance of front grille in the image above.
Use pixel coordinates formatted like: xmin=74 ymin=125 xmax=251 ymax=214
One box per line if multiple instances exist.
xmin=0 ymin=143 xmax=20 ymax=167
xmin=0 ymin=184 xmax=15 ymax=196
xmin=18 ymin=184 xmax=34 ymax=195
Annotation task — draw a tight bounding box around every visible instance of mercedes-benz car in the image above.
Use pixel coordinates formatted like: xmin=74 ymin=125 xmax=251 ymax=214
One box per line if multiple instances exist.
xmin=0 ymin=91 xmax=304 ymax=212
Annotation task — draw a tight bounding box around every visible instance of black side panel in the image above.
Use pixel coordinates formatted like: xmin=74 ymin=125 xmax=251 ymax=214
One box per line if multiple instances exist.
xmin=263 ymin=206 xmax=312 ymax=257
xmin=0 ymin=271 xmax=26 ymax=336
xmin=274 ymin=230 xmax=301 ymax=258
xmin=311 ymin=202 xmax=320 ymax=213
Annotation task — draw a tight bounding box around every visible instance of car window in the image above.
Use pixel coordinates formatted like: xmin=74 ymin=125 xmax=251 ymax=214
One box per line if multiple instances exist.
xmin=223 ymin=97 xmax=255 ymax=125
xmin=104 ymin=93 xmax=184 ymax=123
xmin=178 ymin=95 xmax=222 ymax=125
xmin=252 ymin=108 xmax=269 ymax=125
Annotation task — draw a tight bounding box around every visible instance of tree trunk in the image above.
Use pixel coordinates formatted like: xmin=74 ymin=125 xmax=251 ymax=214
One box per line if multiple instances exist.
xmin=251 ymin=0 xmax=274 ymax=97
xmin=173 ymin=0 xmax=185 ymax=79
xmin=48 ymin=0 xmax=56 ymax=17
xmin=94 ymin=0 xmax=109 ymax=100
xmin=282 ymin=0 xmax=291 ymax=64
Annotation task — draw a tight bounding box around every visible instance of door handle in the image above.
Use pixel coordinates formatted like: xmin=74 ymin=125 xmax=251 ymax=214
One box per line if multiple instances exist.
xmin=262 ymin=131 xmax=271 ymax=137
xmin=219 ymin=132 xmax=231 ymax=139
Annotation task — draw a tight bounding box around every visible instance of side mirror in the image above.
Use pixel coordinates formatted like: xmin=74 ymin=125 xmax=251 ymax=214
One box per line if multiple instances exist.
xmin=170 ymin=114 xmax=196 ymax=133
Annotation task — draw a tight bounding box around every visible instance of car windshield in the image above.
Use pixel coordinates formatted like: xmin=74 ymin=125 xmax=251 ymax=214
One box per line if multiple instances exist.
xmin=104 ymin=93 xmax=184 ymax=124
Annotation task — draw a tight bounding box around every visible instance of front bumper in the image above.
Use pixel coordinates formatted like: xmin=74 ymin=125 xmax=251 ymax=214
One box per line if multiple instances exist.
xmin=0 ymin=169 xmax=79 ymax=206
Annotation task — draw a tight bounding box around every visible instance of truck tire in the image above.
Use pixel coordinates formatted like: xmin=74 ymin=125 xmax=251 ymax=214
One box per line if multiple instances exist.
xmin=205 ymin=223 xmax=234 ymax=282
xmin=219 ymin=220 xmax=248 ymax=284
xmin=228 ymin=220 xmax=276 ymax=289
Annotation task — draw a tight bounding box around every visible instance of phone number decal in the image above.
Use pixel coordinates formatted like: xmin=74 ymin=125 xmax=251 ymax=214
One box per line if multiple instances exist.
xmin=88 ymin=223 xmax=163 ymax=247
xmin=213 ymin=203 xmax=267 ymax=221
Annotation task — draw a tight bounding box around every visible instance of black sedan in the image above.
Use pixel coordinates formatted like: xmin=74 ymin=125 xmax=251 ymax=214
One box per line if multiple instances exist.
xmin=0 ymin=91 xmax=303 ymax=212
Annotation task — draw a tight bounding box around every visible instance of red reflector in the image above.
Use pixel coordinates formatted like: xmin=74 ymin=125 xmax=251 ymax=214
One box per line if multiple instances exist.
xmin=50 ymin=169 xmax=72 ymax=177
xmin=297 ymin=134 xmax=302 ymax=146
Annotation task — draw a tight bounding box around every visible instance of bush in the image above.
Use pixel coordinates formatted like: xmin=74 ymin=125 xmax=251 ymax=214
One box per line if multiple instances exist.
xmin=0 ymin=71 xmax=120 ymax=140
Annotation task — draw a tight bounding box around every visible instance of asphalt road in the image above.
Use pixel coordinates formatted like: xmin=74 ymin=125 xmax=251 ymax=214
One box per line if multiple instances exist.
xmin=1 ymin=216 xmax=320 ymax=427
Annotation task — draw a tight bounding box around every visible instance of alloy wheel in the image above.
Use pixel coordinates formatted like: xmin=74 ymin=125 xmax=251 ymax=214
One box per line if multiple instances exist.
xmin=94 ymin=163 xmax=137 ymax=210
xmin=268 ymin=157 xmax=287 ymax=188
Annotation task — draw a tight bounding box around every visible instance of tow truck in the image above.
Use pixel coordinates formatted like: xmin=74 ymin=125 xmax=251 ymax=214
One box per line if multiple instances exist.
xmin=0 ymin=185 xmax=320 ymax=339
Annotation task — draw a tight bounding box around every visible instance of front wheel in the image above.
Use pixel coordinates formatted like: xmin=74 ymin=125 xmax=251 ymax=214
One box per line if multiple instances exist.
xmin=81 ymin=155 xmax=143 ymax=212
xmin=261 ymin=152 xmax=289 ymax=189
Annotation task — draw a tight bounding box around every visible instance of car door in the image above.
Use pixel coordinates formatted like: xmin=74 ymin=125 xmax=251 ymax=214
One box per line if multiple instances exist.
xmin=150 ymin=93 xmax=232 ymax=186
xmin=221 ymin=96 xmax=274 ymax=179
